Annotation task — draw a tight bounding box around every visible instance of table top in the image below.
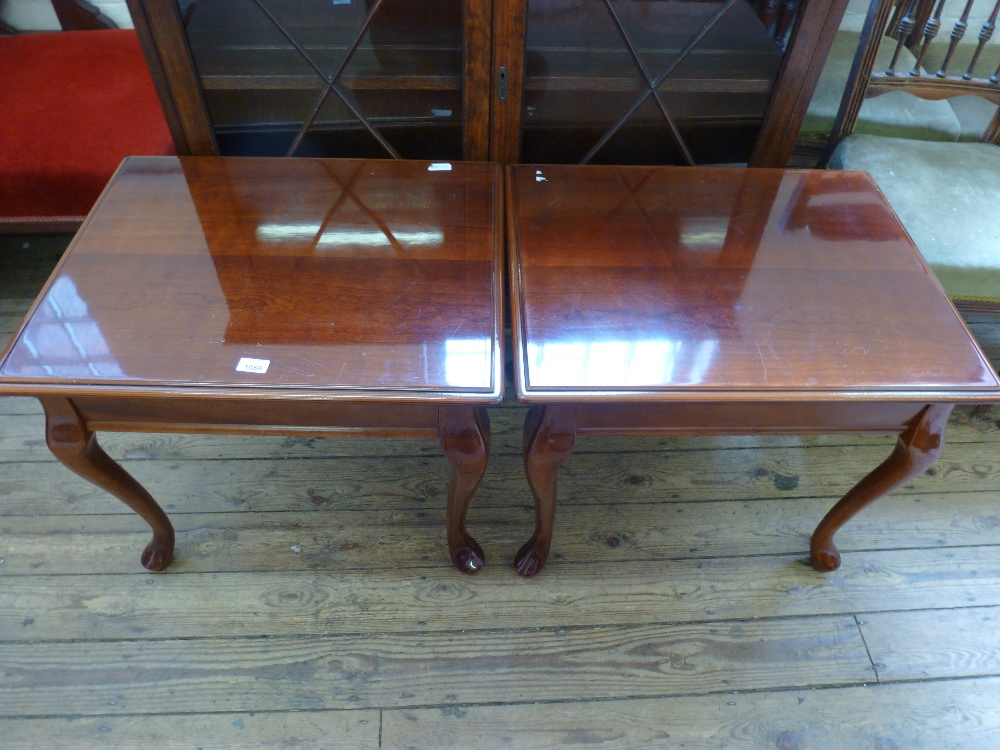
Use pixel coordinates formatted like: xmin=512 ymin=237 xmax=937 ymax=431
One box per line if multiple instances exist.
xmin=0 ymin=157 xmax=502 ymax=402
xmin=508 ymin=164 xmax=1000 ymax=402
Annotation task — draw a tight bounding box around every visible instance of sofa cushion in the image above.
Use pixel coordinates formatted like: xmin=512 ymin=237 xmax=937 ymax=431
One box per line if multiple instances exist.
xmin=802 ymin=31 xmax=961 ymax=142
xmin=0 ymin=29 xmax=175 ymax=220
xmin=829 ymin=134 xmax=1000 ymax=303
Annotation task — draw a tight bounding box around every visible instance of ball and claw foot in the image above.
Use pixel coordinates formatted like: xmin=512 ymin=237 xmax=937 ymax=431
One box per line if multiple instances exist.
xmin=450 ymin=533 xmax=485 ymax=574
xmin=140 ymin=533 xmax=175 ymax=571
xmin=514 ymin=535 xmax=548 ymax=578
xmin=810 ymin=539 xmax=841 ymax=572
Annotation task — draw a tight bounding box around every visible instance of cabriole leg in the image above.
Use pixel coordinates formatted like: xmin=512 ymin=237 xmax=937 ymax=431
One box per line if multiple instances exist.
xmin=811 ymin=403 xmax=953 ymax=572
xmin=516 ymin=404 xmax=577 ymax=577
xmin=40 ymin=397 xmax=175 ymax=571
xmin=439 ymin=405 xmax=490 ymax=574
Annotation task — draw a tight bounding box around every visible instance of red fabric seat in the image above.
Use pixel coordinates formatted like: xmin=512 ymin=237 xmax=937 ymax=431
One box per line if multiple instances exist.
xmin=0 ymin=29 xmax=175 ymax=225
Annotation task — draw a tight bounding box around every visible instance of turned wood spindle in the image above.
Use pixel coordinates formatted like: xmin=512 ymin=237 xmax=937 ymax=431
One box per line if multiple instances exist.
xmin=774 ymin=0 xmax=802 ymax=47
xmin=963 ymin=0 xmax=1000 ymax=78
xmin=911 ymin=0 xmax=947 ymax=74
xmin=888 ymin=0 xmax=920 ymax=75
xmin=937 ymin=0 xmax=976 ymax=76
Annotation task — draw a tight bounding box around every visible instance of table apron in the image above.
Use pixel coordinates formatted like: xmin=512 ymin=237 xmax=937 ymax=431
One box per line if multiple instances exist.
xmin=70 ymin=396 xmax=444 ymax=438
xmin=574 ymin=400 xmax=932 ymax=436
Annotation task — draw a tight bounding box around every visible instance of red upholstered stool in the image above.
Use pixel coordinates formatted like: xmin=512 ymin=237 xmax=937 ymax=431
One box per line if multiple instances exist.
xmin=0 ymin=29 xmax=175 ymax=231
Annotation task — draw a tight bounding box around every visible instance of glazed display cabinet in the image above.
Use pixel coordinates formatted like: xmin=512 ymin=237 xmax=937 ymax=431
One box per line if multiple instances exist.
xmin=126 ymin=0 xmax=849 ymax=165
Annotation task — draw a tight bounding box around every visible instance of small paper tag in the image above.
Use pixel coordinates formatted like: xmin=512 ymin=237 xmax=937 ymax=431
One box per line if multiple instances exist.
xmin=428 ymin=163 xmax=452 ymax=172
xmin=236 ymin=357 xmax=270 ymax=374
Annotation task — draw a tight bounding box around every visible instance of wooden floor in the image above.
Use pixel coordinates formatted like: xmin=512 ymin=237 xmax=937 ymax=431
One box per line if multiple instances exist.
xmin=2 ymin=235 xmax=1000 ymax=748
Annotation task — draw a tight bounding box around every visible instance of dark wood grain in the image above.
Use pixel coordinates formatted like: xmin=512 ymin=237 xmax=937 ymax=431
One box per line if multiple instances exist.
xmin=125 ymin=0 xmax=217 ymax=155
xmin=489 ymin=0 xmax=527 ymax=164
xmin=507 ymin=163 xmax=1000 ymax=576
xmin=0 ymin=157 xmax=502 ymax=573
xmin=750 ymin=0 xmax=850 ymax=166
xmin=464 ymin=0 xmax=493 ymax=161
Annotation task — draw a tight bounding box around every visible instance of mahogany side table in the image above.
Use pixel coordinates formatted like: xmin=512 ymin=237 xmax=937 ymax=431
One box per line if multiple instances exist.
xmin=0 ymin=156 xmax=503 ymax=574
xmin=507 ymin=164 xmax=1000 ymax=577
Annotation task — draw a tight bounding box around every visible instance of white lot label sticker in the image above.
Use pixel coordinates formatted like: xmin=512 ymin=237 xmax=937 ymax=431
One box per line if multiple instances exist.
xmin=428 ymin=162 xmax=453 ymax=171
xmin=236 ymin=357 xmax=270 ymax=374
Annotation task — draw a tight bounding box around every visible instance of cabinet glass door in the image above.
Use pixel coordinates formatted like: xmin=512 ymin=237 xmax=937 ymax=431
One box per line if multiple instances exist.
xmin=505 ymin=0 xmax=797 ymax=165
xmin=178 ymin=0 xmax=488 ymax=159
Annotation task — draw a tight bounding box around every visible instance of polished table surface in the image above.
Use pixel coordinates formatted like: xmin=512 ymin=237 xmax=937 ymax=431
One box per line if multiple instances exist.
xmin=510 ymin=164 xmax=997 ymax=400
xmin=508 ymin=163 xmax=1000 ymax=576
xmin=0 ymin=156 xmax=502 ymax=573
xmin=2 ymin=156 xmax=501 ymax=399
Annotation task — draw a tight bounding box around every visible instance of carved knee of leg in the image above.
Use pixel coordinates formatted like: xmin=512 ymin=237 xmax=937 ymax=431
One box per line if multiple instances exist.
xmin=46 ymin=417 xmax=86 ymax=456
xmin=454 ymin=457 xmax=488 ymax=486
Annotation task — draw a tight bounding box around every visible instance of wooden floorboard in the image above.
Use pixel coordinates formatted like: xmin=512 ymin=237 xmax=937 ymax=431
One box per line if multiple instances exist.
xmin=0 ymin=711 xmax=380 ymax=750
xmin=0 ymin=617 xmax=872 ymax=716
xmin=861 ymin=605 xmax=1000 ymax=682
xmin=381 ymin=677 xmax=1000 ymax=749
xmin=3 ymin=547 xmax=1000 ymax=641
xmin=2 ymin=236 xmax=1000 ymax=746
